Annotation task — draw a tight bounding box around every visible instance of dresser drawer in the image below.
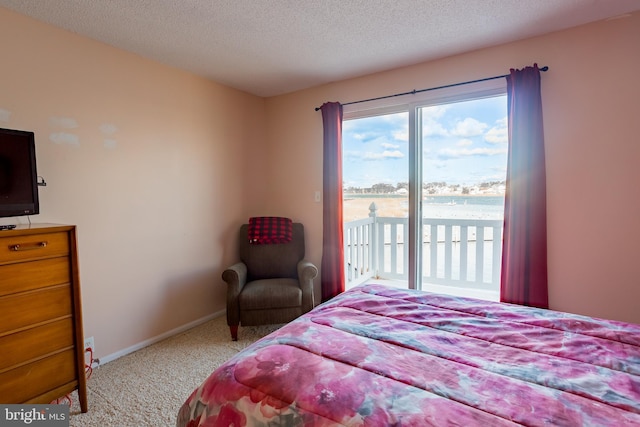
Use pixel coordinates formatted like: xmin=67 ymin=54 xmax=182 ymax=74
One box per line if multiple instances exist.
xmin=0 ymin=318 xmax=75 ymax=372
xmin=0 ymin=232 xmax=69 ymax=264
xmin=0 ymin=258 xmax=71 ymax=297
xmin=0 ymin=349 xmax=76 ymax=403
xmin=0 ymin=285 xmax=72 ymax=335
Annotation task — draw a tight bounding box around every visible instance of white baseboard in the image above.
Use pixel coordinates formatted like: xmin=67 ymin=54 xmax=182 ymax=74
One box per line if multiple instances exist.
xmin=97 ymin=309 xmax=225 ymax=366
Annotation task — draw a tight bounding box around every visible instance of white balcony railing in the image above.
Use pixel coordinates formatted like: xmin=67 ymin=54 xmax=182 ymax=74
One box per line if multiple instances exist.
xmin=344 ymin=202 xmax=503 ymax=291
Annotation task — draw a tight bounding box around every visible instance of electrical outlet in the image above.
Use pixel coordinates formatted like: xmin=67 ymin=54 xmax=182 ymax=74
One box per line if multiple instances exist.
xmin=84 ymin=336 xmax=94 ymax=352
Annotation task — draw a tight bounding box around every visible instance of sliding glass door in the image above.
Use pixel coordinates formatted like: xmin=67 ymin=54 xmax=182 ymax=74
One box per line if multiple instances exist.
xmin=419 ymin=96 xmax=507 ymax=299
xmin=343 ymin=81 xmax=507 ymax=300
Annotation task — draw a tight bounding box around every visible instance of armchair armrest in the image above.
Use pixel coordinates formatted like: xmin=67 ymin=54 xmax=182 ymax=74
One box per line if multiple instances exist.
xmin=222 ymin=262 xmax=248 ymax=327
xmin=297 ymin=259 xmax=318 ymax=312
xmin=222 ymin=262 xmax=248 ymax=290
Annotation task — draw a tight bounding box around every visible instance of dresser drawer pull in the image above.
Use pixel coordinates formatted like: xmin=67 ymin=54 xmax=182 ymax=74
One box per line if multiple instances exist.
xmin=10 ymin=241 xmax=48 ymax=251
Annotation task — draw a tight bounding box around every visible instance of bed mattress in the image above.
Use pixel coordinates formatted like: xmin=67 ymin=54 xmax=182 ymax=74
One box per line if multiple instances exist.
xmin=177 ymin=284 xmax=640 ymax=426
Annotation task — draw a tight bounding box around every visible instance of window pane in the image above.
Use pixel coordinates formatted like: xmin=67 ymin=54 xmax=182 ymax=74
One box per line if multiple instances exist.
xmin=343 ymin=112 xmax=409 ymax=289
xmin=420 ymin=95 xmax=507 ymax=299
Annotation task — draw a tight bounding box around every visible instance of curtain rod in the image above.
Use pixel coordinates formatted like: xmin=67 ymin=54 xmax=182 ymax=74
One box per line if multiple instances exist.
xmin=314 ymin=65 xmax=549 ymax=111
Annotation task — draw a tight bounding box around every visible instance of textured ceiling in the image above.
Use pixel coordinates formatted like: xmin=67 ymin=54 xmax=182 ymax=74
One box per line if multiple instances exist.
xmin=1 ymin=0 xmax=638 ymax=97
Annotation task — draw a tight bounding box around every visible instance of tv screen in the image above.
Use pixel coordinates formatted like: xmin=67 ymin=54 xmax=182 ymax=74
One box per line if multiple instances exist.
xmin=0 ymin=128 xmax=39 ymax=218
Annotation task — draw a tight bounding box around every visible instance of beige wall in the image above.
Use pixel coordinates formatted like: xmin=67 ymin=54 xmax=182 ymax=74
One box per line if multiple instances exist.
xmin=265 ymin=12 xmax=640 ymax=324
xmin=2 ymin=7 xmax=639 ymax=361
xmin=0 ymin=8 xmax=267 ymax=358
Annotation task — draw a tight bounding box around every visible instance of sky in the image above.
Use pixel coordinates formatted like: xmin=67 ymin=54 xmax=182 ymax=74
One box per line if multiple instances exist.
xmin=342 ymin=95 xmax=508 ymax=188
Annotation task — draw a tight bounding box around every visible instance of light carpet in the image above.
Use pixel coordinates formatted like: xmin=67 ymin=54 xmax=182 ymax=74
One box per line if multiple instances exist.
xmin=65 ymin=316 xmax=281 ymax=427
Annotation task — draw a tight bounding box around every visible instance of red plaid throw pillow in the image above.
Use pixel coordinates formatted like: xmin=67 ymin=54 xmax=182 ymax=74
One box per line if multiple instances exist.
xmin=248 ymin=217 xmax=293 ymax=244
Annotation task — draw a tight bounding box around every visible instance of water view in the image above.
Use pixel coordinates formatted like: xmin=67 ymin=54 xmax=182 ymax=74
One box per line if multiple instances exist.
xmin=423 ymin=195 xmax=504 ymax=219
xmin=344 ymin=194 xmax=504 ymax=222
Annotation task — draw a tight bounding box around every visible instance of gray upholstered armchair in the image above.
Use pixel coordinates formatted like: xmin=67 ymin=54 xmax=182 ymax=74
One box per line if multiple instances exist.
xmin=222 ymin=223 xmax=317 ymax=340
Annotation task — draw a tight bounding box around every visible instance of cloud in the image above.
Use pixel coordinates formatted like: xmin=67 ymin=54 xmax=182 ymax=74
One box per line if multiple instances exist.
xmin=349 ymin=131 xmax=377 ymax=143
xmin=345 ymin=147 xmax=405 ymax=161
xmin=450 ymin=117 xmax=488 ymax=137
xmin=348 ymin=129 xmax=406 ymax=145
xmin=422 ymin=104 xmax=449 ymax=118
xmin=381 ymin=142 xmax=400 ymax=149
xmin=342 ymin=120 xmax=357 ymax=131
xmin=343 ymin=150 xmax=362 ymax=160
xmin=392 ymin=128 xmax=408 ymax=142
xmin=380 ymin=112 xmax=408 ymax=125
xmin=482 ymin=166 xmax=507 ymax=181
xmin=456 ymin=139 xmax=473 ymax=147
xmin=485 ymin=117 xmax=508 ymax=144
xmin=363 ymin=150 xmax=404 ymax=160
xmin=420 ymin=103 xmax=451 ymax=137
xmin=422 ymin=117 xmax=449 ymax=137
xmin=344 ymin=112 xmax=408 ymax=144
xmin=437 ymin=146 xmax=507 ymax=160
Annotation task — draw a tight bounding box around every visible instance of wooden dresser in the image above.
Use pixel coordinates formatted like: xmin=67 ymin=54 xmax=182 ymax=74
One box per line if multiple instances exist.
xmin=0 ymin=224 xmax=87 ymax=412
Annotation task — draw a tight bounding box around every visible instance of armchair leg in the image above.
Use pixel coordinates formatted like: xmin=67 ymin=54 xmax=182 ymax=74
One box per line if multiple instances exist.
xmin=230 ymin=325 xmax=238 ymax=341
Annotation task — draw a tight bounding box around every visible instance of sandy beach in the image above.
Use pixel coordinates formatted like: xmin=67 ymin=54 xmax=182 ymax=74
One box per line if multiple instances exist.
xmin=343 ymin=196 xmax=408 ymax=222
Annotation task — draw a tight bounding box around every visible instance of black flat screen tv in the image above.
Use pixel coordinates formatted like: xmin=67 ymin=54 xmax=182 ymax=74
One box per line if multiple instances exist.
xmin=0 ymin=127 xmax=39 ymax=218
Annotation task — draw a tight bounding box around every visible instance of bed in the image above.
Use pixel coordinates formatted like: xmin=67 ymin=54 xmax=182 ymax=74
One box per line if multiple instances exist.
xmin=177 ymin=283 xmax=640 ymax=426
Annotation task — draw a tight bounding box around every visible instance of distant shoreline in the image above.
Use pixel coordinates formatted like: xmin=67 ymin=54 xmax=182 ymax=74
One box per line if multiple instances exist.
xmin=344 ymin=193 xmax=504 ymax=199
xmin=343 ymin=193 xmax=504 ymax=222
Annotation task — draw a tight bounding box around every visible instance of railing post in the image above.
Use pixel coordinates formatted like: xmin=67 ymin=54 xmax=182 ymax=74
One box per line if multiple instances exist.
xmin=369 ymin=202 xmax=378 ymax=278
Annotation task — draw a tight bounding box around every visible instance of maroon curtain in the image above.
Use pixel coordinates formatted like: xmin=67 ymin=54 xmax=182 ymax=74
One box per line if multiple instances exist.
xmin=320 ymin=102 xmax=345 ymax=302
xmin=500 ymin=64 xmax=548 ymax=309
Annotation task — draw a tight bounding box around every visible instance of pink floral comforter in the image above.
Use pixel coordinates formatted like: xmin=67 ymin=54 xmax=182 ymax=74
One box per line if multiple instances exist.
xmin=177 ymin=284 xmax=640 ymax=426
